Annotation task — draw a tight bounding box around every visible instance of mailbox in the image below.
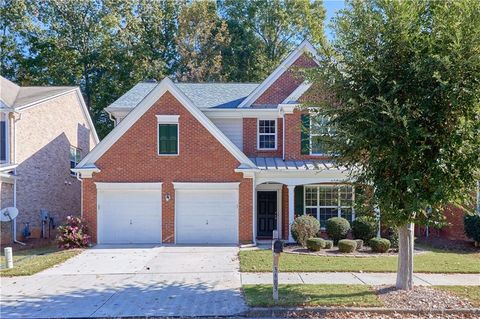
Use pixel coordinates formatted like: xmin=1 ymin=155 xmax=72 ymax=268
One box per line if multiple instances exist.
xmin=273 ymin=239 xmax=284 ymax=253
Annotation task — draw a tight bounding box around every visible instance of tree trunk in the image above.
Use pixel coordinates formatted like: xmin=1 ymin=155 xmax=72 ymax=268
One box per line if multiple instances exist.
xmin=396 ymin=223 xmax=414 ymax=290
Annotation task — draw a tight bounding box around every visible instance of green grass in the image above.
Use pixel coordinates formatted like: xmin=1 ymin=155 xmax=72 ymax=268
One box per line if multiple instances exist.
xmin=239 ymin=247 xmax=480 ymax=273
xmin=0 ymin=247 xmax=82 ymax=276
xmin=434 ymin=286 xmax=480 ymax=307
xmin=243 ymin=284 xmax=382 ymax=307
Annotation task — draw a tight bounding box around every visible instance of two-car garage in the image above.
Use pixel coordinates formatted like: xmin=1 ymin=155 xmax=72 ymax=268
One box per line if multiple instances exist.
xmin=96 ymin=182 xmax=239 ymax=244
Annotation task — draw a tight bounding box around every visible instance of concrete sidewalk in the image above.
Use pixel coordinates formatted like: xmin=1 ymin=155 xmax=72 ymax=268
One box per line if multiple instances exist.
xmin=241 ymin=272 xmax=480 ymax=286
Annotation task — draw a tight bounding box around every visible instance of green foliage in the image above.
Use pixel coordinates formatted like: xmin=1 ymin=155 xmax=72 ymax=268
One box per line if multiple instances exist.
xmin=464 ymin=214 xmax=480 ymax=242
xmin=325 ymin=217 xmax=351 ymax=244
xmin=291 ymin=215 xmax=321 ymax=247
xmin=369 ymin=238 xmax=391 ymax=253
xmin=324 ymin=240 xmax=334 ymax=249
xmin=306 ymin=238 xmax=325 ymax=251
xmin=352 ymin=216 xmax=378 ymax=243
xmin=309 ymin=0 xmax=480 ymax=229
xmin=384 ymin=227 xmax=399 ymax=248
xmin=338 ymin=239 xmax=357 ymax=253
xmin=355 ymin=239 xmax=364 ymax=250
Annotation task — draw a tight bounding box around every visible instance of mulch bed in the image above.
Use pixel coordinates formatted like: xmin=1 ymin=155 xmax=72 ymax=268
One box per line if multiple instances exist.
xmin=285 ymin=311 xmax=478 ymax=318
xmin=374 ymin=286 xmax=474 ymax=310
xmin=416 ymin=237 xmax=478 ymax=252
xmin=284 ymin=245 xmax=426 ymax=257
xmin=0 ymin=238 xmax=56 ymax=252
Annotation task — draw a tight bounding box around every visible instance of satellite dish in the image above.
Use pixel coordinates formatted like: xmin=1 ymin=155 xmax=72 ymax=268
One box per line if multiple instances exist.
xmin=0 ymin=207 xmax=19 ymax=222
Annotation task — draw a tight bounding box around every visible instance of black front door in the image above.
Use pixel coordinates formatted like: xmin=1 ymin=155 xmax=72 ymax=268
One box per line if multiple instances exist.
xmin=257 ymin=191 xmax=277 ymax=237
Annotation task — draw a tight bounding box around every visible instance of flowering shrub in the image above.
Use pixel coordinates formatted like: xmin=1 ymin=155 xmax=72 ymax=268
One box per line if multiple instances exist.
xmin=56 ymin=216 xmax=90 ymax=249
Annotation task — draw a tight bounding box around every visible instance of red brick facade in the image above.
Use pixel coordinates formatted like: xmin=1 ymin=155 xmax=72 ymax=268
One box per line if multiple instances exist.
xmin=243 ymin=117 xmax=283 ymax=158
xmin=254 ymin=54 xmax=318 ymax=105
xmin=82 ymin=91 xmax=253 ymax=244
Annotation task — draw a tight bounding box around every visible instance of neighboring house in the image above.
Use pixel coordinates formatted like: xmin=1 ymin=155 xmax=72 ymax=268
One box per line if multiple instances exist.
xmin=74 ymin=40 xmax=352 ymax=245
xmin=0 ymin=77 xmax=99 ymax=243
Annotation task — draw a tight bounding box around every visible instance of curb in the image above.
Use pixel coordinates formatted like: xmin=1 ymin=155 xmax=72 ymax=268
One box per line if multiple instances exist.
xmin=245 ymin=306 xmax=480 ymax=317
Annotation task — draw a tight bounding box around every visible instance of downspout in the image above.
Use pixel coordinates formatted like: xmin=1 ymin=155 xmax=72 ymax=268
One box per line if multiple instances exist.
xmin=11 ymin=111 xmax=25 ymax=245
xmin=76 ymin=172 xmax=83 ymax=218
xmin=282 ymin=114 xmax=286 ymax=161
xmin=252 ymin=173 xmax=256 ymax=246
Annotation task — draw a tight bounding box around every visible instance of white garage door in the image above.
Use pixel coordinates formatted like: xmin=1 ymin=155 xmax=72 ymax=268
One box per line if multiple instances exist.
xmin=175 ymin=183 xmax=239 ymax=244
xmin=97 ymin=183 xmax=162 ymax=244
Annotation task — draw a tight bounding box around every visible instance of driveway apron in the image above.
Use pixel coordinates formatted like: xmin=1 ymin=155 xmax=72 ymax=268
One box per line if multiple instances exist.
xmin=0 ymin=245 xmax=247 ymax=318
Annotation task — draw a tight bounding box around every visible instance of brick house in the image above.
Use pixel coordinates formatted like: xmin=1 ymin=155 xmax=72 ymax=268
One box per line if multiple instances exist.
xmin=0 ymin=76 xmax=98 ymax=243
xmin=73 ymin=41 xmax=474 ymax=245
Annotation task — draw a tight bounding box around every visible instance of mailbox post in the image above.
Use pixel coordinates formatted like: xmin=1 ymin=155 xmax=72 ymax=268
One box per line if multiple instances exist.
xmin=272 ymin=230 xmax=284 ymax=302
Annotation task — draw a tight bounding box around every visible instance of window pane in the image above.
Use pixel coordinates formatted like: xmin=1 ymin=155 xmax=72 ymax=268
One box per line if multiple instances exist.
xmin=305 ymin=207 xmax=318 ymax=219
xmin=305 ymin=187 xmax=318 ymax=206
xmin=340 ymin=186 xmax=353 ymax=207
xmin=319 ymin=186 xmax=337 ymax=206
xmin=259 ymin=120 xmax=275 ymax=134
xmin=311 ymin=135 xmax=324 ymax=154
xmin=319 ymin=208 xmax=338 ymax=227
xmin=259 ymin=134 xmax=275 ymax=149
xmin=0 ymin=121 xmax=6 ymax=161
xmin=158 ymin=124 xmax=178 ymax=154
xmin=340 ymin=207 xmax=353 ymax=223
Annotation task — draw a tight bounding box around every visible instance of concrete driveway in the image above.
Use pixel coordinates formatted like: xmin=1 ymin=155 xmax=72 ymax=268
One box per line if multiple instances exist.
xmin=1 ymin=245 xmax=247 ymax=318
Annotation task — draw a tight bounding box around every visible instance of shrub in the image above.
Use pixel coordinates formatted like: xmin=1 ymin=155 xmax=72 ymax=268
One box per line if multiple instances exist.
xmin=355 ymin=239 xmax=364 ymax=250
xmin=385 ymin=227 xmax=399 ymax=248
xmin=326 ymin=217 xmax=351 ymax=244
xmin=369 ymin=238 xmax=391 ymax=253
xmin=324 ymin=240 xmax=334 ymax=249
xmin=291 ymin=215 xmax=320 ymax=247
xmin=56 ymin=216 xmax=90 ymax=249
xmin=306 ymin=238 xmax=325 ymax=251
xmin=338 ymin=239 xmax=357 ymax=253
xmin=464 ymin=214 xmax=480 ymax=243
xmin=352 ymin=216 xmax=377 ymax=243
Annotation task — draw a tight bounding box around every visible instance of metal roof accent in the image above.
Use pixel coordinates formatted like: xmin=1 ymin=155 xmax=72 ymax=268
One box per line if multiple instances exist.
xmin=248 ymin=157 xmax=342 ymax=171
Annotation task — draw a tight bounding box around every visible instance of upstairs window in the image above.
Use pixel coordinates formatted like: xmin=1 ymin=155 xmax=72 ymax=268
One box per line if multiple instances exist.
xmin=301 ymin=113 xmax=335 ymax=156
xmin=1 ymin=118 xmax=7 ymax=163
xmin=257 ymin=119 xmax=277 ymax=150
xmin=157 ymin=115 xmax=179 ymax=155
xmin=70 ymin=146 xmax=81 ymax=175
xmin=304 ymin=185 xmax=355 ymax=227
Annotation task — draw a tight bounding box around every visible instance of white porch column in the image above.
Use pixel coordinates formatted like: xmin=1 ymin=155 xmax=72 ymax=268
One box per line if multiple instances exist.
xmin=287 ymin=185 xmax=295 ymax=242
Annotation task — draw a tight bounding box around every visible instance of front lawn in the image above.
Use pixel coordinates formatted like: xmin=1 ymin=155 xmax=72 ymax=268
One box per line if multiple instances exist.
xmin=243 ymin=284 xmax=382 ymax=307
xmin=0 ymin=246 xmax=82 ymax=276
xmin=434 ymin=286 xmax=480 ymax=307
xmin=240 ymin=247 xmax=480 ymax=273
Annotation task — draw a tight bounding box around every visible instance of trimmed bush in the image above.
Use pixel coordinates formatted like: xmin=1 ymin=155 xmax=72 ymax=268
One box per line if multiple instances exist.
xmin=326 ymin=217 xmax=351 ymax=244
xmin=338 ymin=239 xmax=357 ymax=253
xmin=324 ymin=240 xmax=334 ymax=249
xmin=385 ymin=227 xmax=399 ymax=248
xmin=56 ymin=216 xmax=90 ymax=249
xmin=464 ymin=214 xmax=480 ymax=243
xmin=352 ymin=216 xmax=377 ymax=243
xmin=306 ymin=238 xmax=325 ymax=251
xmin=291 ymin=215 xmax=320 ymax=247
xmin=369 ymin=238 xmax=391 ymax=253
xmin=355 ymin=239 xmax=364 ymax=250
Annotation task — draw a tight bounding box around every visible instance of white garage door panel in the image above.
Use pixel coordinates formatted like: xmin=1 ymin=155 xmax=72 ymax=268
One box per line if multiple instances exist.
xmin=99 ymin=190 xmax=162 ymax=244
xmin=176 ymin=189 xmax=238 ymax=244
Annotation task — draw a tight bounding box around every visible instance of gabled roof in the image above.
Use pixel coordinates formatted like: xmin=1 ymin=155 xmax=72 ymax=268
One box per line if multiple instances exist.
xmin=1 ymin=76 xmax=76 ymax=109
xmin=106 ymin=82 xmax=259 ymax=112
xmin=77 ymin=77 xmax=256 ymax=170
xmin=238 ymin=40 xmax=320 ymax=108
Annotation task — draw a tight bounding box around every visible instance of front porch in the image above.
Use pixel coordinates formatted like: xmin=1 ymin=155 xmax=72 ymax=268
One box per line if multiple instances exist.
xmin=247 ymin=157 xmax=354 ymax=243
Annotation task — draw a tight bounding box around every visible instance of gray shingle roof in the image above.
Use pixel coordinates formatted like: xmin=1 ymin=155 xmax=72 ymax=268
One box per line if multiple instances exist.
xmin=1 ymin=76 xmax=76 ymax=109
xmin=107 ymin=82 xmax=260 ymax=110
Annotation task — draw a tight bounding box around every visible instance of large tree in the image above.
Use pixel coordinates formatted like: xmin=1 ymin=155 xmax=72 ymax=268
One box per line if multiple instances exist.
xmin=219 ymin=0 xmax=326 ymax=74
xmin=176 ymin=0 xmax=230 ymax=82
xmin=310 ymin=0 xmax=480 ymax=290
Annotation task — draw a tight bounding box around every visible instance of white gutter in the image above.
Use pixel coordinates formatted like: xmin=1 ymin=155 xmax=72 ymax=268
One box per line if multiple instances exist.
xmin=11 ymin=112 xmax=25 ymax=245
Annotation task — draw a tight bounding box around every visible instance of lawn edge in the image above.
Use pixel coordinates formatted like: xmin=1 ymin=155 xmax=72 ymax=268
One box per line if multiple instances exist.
xmin=245 ymin=306 xmax=480 ymax=317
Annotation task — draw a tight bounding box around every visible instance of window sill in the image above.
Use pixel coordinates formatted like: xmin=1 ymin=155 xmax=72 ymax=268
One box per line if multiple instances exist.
xmin=157 ymin=154 xmax=179 ymax=157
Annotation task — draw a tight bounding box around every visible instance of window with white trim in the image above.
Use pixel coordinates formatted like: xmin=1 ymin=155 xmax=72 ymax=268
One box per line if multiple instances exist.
xmin=304 ymin=185 xmax=355 ymax=227
xmin=310 ymin=116 xmax=335 ymax=155
xmin=70 ymin=146 xmax=81 ymax=176
xmin=157 ymin=115 xmax=179 ymax=155
xmin=257 ymin=119 xmax=276 ymax=150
